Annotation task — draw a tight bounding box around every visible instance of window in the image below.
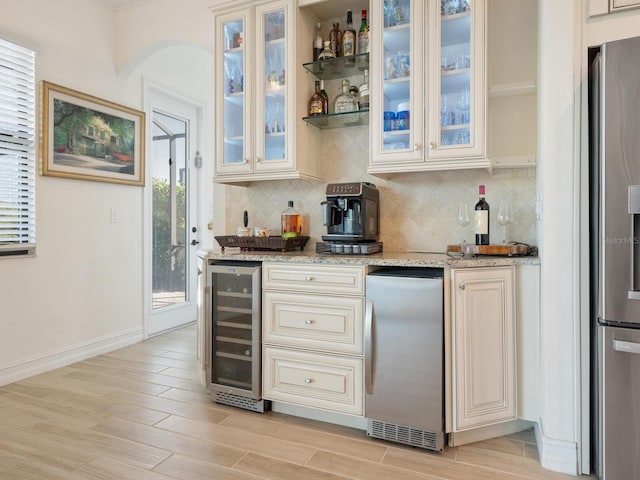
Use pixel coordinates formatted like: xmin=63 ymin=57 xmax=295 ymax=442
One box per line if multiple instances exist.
xmin=0 ymin=37 xmax=36 ymax=257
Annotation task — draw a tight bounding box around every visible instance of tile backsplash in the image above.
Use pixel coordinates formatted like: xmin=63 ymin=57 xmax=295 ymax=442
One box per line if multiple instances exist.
xmin=224 ymin=126 xmax=536 ymax=253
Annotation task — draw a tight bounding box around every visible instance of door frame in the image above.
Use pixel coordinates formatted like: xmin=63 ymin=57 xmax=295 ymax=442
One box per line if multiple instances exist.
xmin=143 ymin=80 xmax=205 ymax=339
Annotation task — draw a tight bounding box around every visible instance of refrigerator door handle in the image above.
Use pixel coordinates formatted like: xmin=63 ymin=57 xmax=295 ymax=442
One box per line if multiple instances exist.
xmin=365 ymin=300 xmax=374 ymax=395
xmin=628 ymin=186 xmax=640 ymax=300
xmin=613 ymin=338 xmax=640 ymax=354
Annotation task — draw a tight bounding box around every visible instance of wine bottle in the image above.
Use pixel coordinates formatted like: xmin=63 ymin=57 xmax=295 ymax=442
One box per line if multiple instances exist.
xmin=358 ymin=9 xmax=369 ymax=54
xmin=329 ymin=22 xmax=342 ymax=57
xmin=319 ymin=79 xmax=329 ymax=114
xmin=474 ymin=185 xmax=490 ymax=245
xmin=313 ymin=22 xmax=323 ymax=61
xmin=342 ymin=10 xmax=356 ymax=57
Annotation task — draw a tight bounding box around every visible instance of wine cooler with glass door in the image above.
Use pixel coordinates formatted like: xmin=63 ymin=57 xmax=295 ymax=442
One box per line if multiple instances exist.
xmin=205 ymin=261 xmax=269 ymax=412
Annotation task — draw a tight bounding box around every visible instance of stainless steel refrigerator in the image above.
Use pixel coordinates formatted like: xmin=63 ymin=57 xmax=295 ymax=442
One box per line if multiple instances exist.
xmin=590 ymin=35 xmax=640 ymax=480
xmin=365 ymin=267 xmax=444 ymax=451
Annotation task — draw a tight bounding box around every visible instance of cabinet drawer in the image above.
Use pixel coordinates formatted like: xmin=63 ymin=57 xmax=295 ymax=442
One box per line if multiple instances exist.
xmin=263 ymin=347 xmax=363 ymax=416
xmin=263 ymin=291 xmax=363 ymax=354
xmin=263 ymin=263 xmax=365 ymax=295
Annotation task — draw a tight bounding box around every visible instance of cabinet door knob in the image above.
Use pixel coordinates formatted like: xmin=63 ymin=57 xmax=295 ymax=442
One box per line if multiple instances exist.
xmin=255 ymin=156 xmax=261 ymax=163
xmin=304 ymin=378 xmax=313 ymax=384
xmin=459 ymin=282 xmax=466 ymax=290
xmin=304 ymin=319 xmax=314 ymax=325
xmin=429 ymin=142 xmax=436 ymax=150
xmin=243 ymin=158 xmax=249 ymax=165
xmin=414 ymin=142 xmax=421 ymax=151
xmin=304 ymin=276 xmax=313 ymax=281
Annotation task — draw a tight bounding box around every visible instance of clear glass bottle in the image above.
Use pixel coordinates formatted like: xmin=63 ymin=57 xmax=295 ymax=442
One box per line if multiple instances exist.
xmin=358 ymin=69 xmax=370 ymax=109
xmin=342 ymin=10 xmax=356 ymax=57
xmin=313 ymin=22 xmax=323 ymax=61
xmin=281 ymin=201 xmax=301 ymax=238
xmin=317 ymin=40 xmax=336 ymax=61
xmin=358 ymin=9 xmax=369 ymax=54
xmin=334 ymin=79 xmax=359 ymax=113
xmin=329 ymin=22 xmax=342 ymax=57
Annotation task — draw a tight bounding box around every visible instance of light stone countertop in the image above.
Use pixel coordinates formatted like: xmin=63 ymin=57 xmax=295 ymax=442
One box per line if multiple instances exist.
xmin=198 ymin=248 xmax=540 ymax=268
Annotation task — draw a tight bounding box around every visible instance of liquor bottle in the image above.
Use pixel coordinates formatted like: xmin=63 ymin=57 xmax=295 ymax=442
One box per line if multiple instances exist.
xmin=308 ymin=80 xmax=325 ymax=116
xmin=342 ymin=10 xmax=356 ymax=57
xmin=329 ymin=22 xmax=342 ymax=57
xmin=334 ymin=79 xmax=359 ymax=113
xmin=358 ymin=9 xmax=369 ymax=54
xmin=474 ymin=185 xmax=490 ymax=245
xmin=317 ymin=40 xmax=336 ymax=61
xmin=319 ymin=79 xmax=329 ymax=114
xmin=281 ymin=201 xmax=301 ymax=238
xmin=313 ymin=22 xmax=323 ymax=62
xmin=358 ymin=69 xmax=369 ymax=109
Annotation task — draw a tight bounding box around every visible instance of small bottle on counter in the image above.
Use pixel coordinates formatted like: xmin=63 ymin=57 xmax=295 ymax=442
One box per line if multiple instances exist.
xmin=281 ymin=201 xmax=301 ymax=238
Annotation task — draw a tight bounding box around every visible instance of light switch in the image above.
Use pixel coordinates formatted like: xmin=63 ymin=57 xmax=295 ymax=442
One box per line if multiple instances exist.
xmin=110 ymin=208 xmax=119 ymax=223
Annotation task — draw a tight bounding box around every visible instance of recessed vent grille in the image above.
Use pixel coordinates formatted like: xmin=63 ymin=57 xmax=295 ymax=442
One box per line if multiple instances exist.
xmin=367 ymin=419 xmax=443 ymax=452
xmin=214 ymin=392 xmax=270 ymax=413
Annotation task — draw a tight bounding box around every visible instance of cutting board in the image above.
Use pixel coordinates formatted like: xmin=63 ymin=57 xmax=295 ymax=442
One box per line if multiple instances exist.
xmin=446 ymin=243 xmax=536 ymax=256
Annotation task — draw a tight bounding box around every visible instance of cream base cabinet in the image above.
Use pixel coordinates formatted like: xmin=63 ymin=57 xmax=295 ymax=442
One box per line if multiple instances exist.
xmin=262 ymin=263 xmax=365 ymax=416
xmin=450 ymin=266 xmax=516 ymax=432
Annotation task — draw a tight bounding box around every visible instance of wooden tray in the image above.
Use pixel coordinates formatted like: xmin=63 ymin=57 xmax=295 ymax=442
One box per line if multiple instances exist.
xmin=446 ymin=243 xmax=537 ymax=257
xmin=215 ymin=235 xmax=309 ymax=252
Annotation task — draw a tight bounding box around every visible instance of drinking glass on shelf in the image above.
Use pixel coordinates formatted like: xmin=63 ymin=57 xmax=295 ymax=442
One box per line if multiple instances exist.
xmin=497 ymin=199 xmax=514 ymax=243
xmin=457 ymin=202 xmax=470 ymax=244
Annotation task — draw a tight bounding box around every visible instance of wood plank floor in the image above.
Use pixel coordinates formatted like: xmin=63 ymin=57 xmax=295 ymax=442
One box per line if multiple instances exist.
xmin=0 ymin=324 xmax=592 ymax=479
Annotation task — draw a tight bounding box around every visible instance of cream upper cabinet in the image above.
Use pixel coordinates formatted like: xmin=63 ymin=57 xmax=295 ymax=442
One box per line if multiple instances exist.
xmin=213 ymin=0 xmax=322 ymax=184
xmin=450 ymin=266 xmax=516 ymax=432
xmin=369 ymin=0 xmax=488 ymax=175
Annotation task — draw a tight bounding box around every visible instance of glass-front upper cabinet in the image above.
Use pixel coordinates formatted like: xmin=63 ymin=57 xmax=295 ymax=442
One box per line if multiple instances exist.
xmin=254 ymin=4 xmax=289 ymax=170
xmin=215 ymin=9 xmax=251 ymax=176
xmin=369 ymin=0 xmax=487 ymax=174
xmin=370 ymin=0 xmax=425 ymax=165
xmin=429 ymin=0 xmax=485 ymax=161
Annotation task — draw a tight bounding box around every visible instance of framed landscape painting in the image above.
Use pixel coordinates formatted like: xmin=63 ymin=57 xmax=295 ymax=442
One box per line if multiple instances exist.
xmin=41 ymin=81 xmax=145 ymax=186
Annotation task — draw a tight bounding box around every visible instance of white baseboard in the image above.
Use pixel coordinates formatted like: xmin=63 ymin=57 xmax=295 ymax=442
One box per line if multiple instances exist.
xmin=0 ymin=328 xmax=144 ymax=387
xmin=534 ymin=420 xmax=579 ymax=475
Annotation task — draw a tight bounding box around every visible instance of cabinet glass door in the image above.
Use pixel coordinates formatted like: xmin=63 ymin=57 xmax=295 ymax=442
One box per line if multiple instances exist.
xmin=216 ymin=11 xmax=251 ymax=174
xmin=255 ymin=4 xmax=289 ymax=169
xmin=432 ymin=0 xmax=484 ymax=159
xmin=371 ymin=0 xmax=424 ymax=164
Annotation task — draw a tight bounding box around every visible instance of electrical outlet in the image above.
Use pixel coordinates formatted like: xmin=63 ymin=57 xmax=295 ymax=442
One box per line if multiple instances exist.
xmin=110 ymin=208 xmax=119 ymax=223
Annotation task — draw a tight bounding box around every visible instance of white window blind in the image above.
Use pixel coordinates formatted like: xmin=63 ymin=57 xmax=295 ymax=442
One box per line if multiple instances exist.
xmin=0 ymin=37 xmax=35 ymax=257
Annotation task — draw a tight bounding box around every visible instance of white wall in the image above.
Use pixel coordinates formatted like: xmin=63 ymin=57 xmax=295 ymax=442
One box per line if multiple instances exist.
xmin=0 ymin=0 xmax=217 ymax=384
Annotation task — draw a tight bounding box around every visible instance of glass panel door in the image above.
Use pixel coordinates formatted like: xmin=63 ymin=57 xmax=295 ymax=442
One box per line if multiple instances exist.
xmin=260 ymin=7 xmax=287 ymax=163
xmin=151 ymin=111 xmax=188 ymax=310
xmin=439 ymin=0 xmax=472 ymax=147
xmin=222 ymin=18 xmax=246 ymax=166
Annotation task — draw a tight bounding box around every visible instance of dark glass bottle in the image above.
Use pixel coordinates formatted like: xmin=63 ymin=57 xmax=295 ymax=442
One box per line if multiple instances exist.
xmin=342 ymin=10 xmax=356 ymax=57
xmin=319 ymin=79 xmax=329 ymax=114
xmin=329 ymin=22 xmax=342 ymax=57
xmin=474 ymin=185 xmax=490 ymax=245
xmin=308 ymin=80 xmax=325 ymax=116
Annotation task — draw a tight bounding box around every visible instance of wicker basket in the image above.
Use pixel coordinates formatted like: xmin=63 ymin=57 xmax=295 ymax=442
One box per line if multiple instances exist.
xmin=215 ymin=235 xmax=309 ymax=252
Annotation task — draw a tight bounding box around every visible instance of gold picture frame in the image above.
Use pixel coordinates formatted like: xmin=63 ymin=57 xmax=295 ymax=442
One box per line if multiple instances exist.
xmin=41 ymin=81 xmax=145 ymax=186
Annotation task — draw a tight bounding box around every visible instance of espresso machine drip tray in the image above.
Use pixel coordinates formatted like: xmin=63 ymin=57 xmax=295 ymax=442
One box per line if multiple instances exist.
xmin=315 ymin=242 xmax=383 ymax=255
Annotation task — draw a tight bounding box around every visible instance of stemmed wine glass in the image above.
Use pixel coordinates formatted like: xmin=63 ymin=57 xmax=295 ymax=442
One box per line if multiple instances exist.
xmin=497 ymin=199 xmax=514 ymax=244
xmin=457 ymin=202 xmax=470 ymax=244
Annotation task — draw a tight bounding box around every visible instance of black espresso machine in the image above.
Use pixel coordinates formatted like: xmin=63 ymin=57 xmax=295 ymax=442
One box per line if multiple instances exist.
xmin=316 ymin=182 xmax=382 ymax=255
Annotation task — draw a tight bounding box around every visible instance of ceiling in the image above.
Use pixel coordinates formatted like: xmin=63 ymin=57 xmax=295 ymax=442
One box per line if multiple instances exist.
xmin=95 ymin=0 xmax=155 ymax=12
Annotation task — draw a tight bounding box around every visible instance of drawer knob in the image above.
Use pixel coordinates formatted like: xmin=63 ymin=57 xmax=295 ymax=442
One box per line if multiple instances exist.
xmin=304 ymin=378 xmax=313 ymax=384
xmin=459 ymin=282 xmax=466 ymax=290
xmin=304 ymin=276 xmax=313 ymax=281
xmin=304 ymin=320 xmax=314 ymax=325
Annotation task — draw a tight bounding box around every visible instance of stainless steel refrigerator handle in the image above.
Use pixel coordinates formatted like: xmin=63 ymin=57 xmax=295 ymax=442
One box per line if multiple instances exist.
xmin=629 ymin=186 xmax=640 ymax=300
xmin=613 ymin=339 xmax=640 ymax=354
xmin=365 ymin=300 xmax=374 ymax=395
xmin=204 ymin=285 xmax=211 ymax=371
